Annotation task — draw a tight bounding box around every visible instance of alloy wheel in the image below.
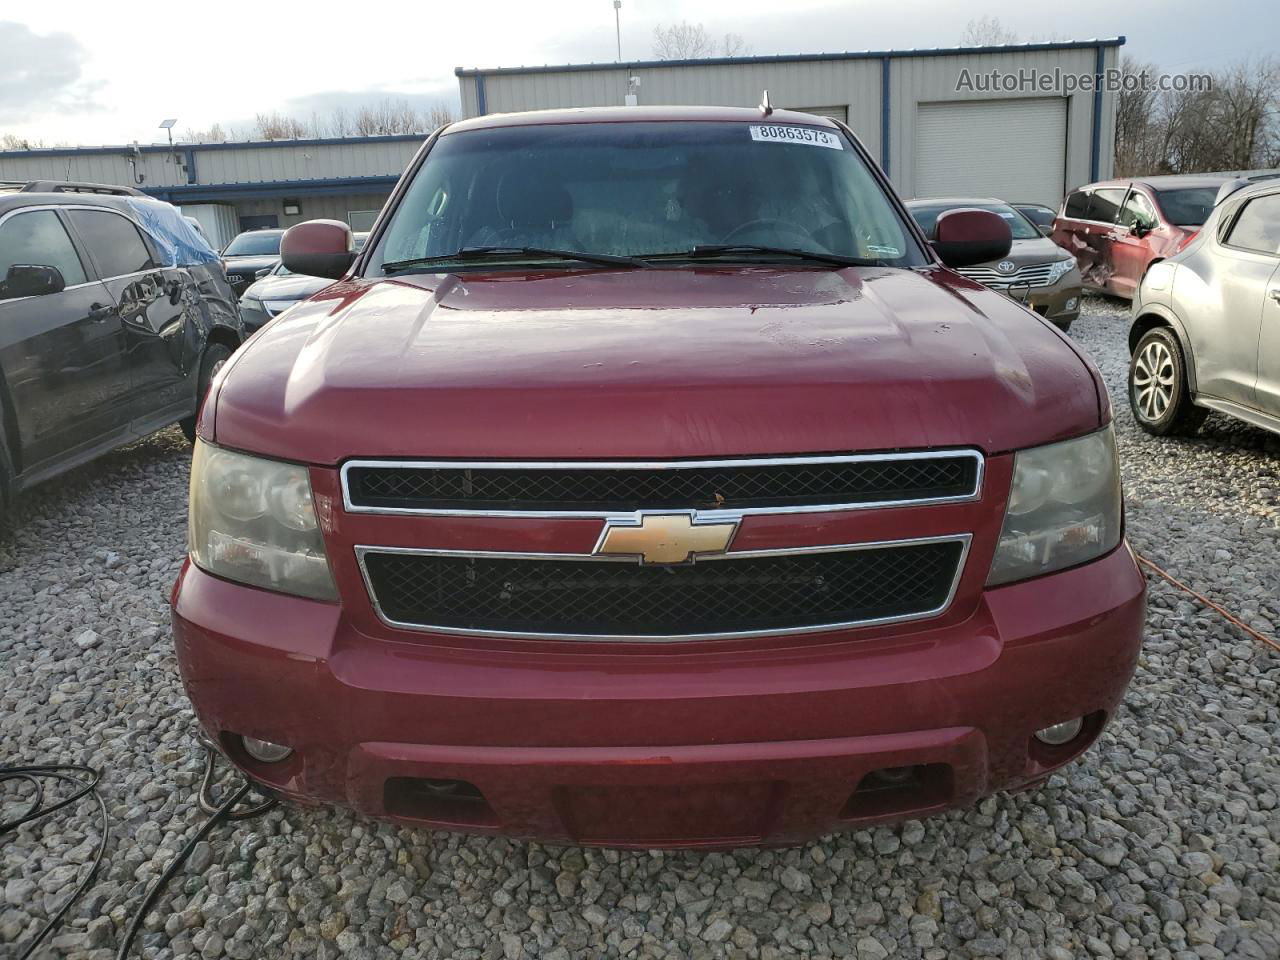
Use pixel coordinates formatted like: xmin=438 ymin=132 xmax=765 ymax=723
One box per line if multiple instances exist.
xmin=1133 ymin=339 xmax=1176 ymax=421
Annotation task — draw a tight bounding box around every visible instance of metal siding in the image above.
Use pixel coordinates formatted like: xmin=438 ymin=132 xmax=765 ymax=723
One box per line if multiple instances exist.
xmin=475 ymin=59 xmax=881 ymax=155
xmin=229 ymin=192 xmax=391 ymax=229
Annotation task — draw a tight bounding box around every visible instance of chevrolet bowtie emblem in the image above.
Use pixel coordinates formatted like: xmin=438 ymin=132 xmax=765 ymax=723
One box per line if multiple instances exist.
xmin=595 ymin=513 xmax=739 ymax=565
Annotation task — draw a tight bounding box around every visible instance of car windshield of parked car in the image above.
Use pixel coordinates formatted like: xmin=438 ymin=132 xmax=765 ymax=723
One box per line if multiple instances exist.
xmin=370 ymin=121 xmax=923 ymax=269
xmin=908 ymin=202 xmax=1040 ymax=240
xmin=1155 ymin=188 xmax=1219 ymax=227
xmin=223 ymin=232 xmax=281 ymax=256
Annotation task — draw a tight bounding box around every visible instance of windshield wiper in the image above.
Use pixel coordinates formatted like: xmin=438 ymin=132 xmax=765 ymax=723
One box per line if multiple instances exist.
xmin=641 ymin=245 xmax=877 ymax=268
xmin=383 ymin=246 xmax=650 ymax=272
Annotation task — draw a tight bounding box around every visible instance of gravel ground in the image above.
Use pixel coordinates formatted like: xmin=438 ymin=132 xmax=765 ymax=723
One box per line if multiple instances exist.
xmin=1 ymin=294 xmax=1278 ymax=960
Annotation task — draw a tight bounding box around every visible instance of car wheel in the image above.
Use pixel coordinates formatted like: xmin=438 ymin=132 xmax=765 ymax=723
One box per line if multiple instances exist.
xmin=1129 ymin=327 xmax=1206 ymax=436
xmin=180 ymin=343 xmax=234 ymax=443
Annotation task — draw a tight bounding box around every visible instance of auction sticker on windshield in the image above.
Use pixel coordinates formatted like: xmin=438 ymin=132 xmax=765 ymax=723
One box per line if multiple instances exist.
xmin=749 ymin=125 xmax=843 ymax=149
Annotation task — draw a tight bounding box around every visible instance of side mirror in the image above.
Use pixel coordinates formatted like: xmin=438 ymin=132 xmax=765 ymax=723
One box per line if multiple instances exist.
xmin=4 ymin=264 xmax=65 ymax=299
xmin=1038 ymin=224 xmax=1053 ymax=238
xmin=1132 ymin=223 xmax=1150 ymax=239
xmin=930 ymin=209 xmax=1013 ymax=269
xmin=281 ymin=219 xmax=355 ymax=279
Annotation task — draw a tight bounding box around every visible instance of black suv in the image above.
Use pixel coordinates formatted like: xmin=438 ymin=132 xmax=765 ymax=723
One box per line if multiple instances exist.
xmin=0 ymin=181 xmax=243 ymax=521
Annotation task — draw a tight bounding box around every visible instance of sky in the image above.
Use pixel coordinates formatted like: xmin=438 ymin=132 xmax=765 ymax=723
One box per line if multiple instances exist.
xmin=2 ymin=0 xmax=1273 ymax=147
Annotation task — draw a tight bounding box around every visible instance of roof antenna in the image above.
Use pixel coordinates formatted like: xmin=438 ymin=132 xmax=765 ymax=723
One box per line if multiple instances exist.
xmin=759 ymin=89 xmax=773 ymax=116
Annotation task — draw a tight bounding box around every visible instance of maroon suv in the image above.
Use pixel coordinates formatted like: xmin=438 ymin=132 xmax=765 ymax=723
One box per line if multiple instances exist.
xmin=172 ymin=107 xmax=1145 ymax=848
xmin=1052 ymin=175 xmax=1226 ymax=298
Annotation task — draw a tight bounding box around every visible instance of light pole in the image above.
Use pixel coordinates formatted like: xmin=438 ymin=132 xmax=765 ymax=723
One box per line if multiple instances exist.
xmin=613 ymin=0 xmax=622 ymax=61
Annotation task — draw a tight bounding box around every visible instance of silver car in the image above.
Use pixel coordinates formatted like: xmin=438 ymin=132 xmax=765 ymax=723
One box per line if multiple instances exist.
xmin=1128 ymin=180 xmax=1280 ymax=436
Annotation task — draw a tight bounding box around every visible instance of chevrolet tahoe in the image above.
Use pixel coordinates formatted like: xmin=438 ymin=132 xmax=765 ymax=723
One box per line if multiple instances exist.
xmin=171 ymin=107 xmax=1146 ymax=848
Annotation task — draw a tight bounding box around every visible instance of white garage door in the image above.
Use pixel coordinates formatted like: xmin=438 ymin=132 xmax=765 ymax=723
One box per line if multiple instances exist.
xmin=914 ymin=98 xmax=1067 ymax=206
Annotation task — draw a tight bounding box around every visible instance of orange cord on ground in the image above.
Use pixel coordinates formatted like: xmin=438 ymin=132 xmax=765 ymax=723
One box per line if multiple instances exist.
xmin=1135 ymin=553 xmax=1280 ymax=655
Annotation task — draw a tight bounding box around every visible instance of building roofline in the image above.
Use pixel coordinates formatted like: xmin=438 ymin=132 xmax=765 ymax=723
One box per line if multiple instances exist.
xmin=455 ymin=37 xmax=1126 ymax=77
xmin=0 ymin=133 xmax=427 ymax=161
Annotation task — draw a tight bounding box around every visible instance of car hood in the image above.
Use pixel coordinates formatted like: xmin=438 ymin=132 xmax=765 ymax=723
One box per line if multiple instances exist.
xmin=209 ymin=266 xmax=1102 ymax=464
xmin=221 ymin=254 xmax=280 ymax=275
xmin=242 ymin=273 xmax=332 ymax=302
xmin=1000 ymin=236 xmax=1072 ymax=265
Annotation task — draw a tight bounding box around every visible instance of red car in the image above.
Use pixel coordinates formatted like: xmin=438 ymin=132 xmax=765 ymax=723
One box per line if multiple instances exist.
xmin=172 ymin=107 xmax=1145 ymax=848
xmin=1052 ymin=175 xmax=1226 ymax=299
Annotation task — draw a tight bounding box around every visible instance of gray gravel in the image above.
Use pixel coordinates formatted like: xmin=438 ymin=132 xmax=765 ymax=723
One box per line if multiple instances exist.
xmin=1 ymin=295 xmax=1278 ymax=960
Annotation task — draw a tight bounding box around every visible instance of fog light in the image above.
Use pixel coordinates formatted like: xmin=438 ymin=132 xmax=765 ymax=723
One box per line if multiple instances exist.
xmin=1034 ymin=717 xmax=1084 ymax=746
xmin=1065 ymin=297 xmax=1079 ymax=311
xmin=242 ymin=735 xmax=292 ymax=763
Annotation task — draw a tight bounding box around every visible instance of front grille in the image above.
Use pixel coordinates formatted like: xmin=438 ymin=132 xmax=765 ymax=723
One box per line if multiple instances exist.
xmin=957 ymin=262 xmax=1057 ymax=288
xmin=344 ymin=453 xmax=980 ymax=514
xmin=360 ymin=539 xmax=966 ymax=639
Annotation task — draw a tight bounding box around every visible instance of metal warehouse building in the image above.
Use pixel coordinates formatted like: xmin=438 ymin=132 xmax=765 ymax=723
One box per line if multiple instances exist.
xmin=457 ymin=38 xmax=1124 ymax=207
xmin=0 ymin=136 xmax=423 ymax=249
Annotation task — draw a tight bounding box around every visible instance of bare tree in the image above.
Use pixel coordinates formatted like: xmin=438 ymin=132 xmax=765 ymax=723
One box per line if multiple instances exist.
xmin=253 ymin=112 xmax=311 ymax=140
xmin=652 ymin=21 xmax=749 ymax=59
xmin=961 ymin=16 xmax=1019 ymax=46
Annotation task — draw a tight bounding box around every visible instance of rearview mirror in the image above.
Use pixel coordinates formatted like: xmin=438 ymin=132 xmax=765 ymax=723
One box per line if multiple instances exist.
xmin=4 ymin=264 xmax=66 ymax=299
xmin=930 ymin=209 xmax=1013 ymax=269
xmin=280 ymin=220 xmax=355 ymax=280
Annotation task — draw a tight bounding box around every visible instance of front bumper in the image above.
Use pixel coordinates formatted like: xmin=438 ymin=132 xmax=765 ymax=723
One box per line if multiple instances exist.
xmin=1001 ymin=274 xmax=1082 ymax=327
xmin=172 ymin=543 xmax=1145 ymax=848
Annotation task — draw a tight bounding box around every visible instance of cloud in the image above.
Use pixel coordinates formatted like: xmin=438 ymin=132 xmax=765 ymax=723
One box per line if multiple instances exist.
xmin=280 ymin=86 xmax=461 ymax=119
xmin=0 ymin=21 xmax=98 ymax=124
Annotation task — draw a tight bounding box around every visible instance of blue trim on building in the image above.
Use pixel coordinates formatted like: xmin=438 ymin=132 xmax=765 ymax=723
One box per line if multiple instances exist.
xmin=880 ymin=57 xmax=891 ymax=173
xmin=143 ymin=176 xmax=400 ymax=204
xmin=0 ymin=133 xmax=426 ymax=161
xmin=455 ymin=37 xmax=1126 ymax=77
xmin=475 ymin=75 xmax=488 ymax=116
xmin=1091 ymin=45 xmax=1106 ymax=183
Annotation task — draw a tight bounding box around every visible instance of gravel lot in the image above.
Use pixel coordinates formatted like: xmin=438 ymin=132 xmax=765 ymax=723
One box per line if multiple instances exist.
xmin=2 ymin=295 xmax=1278 ymax=960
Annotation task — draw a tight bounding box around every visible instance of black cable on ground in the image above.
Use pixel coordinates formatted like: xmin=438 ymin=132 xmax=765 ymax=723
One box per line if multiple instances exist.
xmin=3 ymin=744 xmax=276 ymax=960
xmin=0 ymin=764 xmax=109 ymax=960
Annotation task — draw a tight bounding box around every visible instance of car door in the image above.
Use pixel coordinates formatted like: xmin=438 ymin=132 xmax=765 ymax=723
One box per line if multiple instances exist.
xmin=1082 ymin=187 xmax=1127 ymax=293
xmin=1188 ymin=193 xmax=1280 ymax=407
xmin=0 ymin=207 xmax=131 ymax=471
xmin=1110 ymin=189 xmax=1159 ymax=298
xmin=1225 ymin=193 xmax=1280 ymax=415
xmin=1052 ymin=190 xmax=1091 ymax=270
xmin=65 ymin=208 xmax=192 ymax=420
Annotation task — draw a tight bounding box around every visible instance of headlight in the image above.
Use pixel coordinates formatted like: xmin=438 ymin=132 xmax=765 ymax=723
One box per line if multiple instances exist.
xmin=1046 ymin=257 xmax=1077 ymax=283
xmin=987 ymin=426 xmax=1122 ymax=586
xmin=262 ymin=300 xmax=295 ymax=316
xmin=238 ymin=296 xmax=270 ymax=329
xmin=188 ymin=440 xmax=337 ymax=600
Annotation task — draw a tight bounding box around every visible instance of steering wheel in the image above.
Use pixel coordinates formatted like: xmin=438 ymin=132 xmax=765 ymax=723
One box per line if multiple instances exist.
xmin=722 ymin=217 xmax=814 ymax=247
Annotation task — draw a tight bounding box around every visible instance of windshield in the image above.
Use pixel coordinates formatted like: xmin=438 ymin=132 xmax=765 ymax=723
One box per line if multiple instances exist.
xmin=223 ymin=231 xmax=281 ymax=256
xmin=909 ymin=202 xmax=1040 ymax=240
xmin=370 ymin=121 xmax=922 ymax=270
xmin=1154 ymin=188 xmax=1219 ymax=227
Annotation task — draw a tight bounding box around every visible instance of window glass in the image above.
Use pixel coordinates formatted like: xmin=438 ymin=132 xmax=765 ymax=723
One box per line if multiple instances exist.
xmin=1154 ymin=188 xmax=1218 ymax=227
xmin=223 ymin=231 xmax=282 ymax=256
xmin=0 ymin=210 xmax=87 ymax=295
xmin=1064 ymin=192 xmax=1090 ymax=218
xmin=372 ymin=121 xmax=923 ymax=268
xmin=67 ymin=209 xmax=156 ymax=278
xmin=1119 ymin=192 xmax=1158 ymax=230
xmin=1225 ymin=195 xmax=1280 ymax=255
xmin=1086 ymin=188 xmax=1126 ymax=223
xmin=908 ymin=201 xmax=1040 ymax=240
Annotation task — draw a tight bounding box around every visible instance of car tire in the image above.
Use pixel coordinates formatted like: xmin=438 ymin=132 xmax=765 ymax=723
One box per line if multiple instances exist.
xmin=1129 ymin=327 xmax=1206 ymax=436
xmin=180 ymin=343 xmax=234 ymax=443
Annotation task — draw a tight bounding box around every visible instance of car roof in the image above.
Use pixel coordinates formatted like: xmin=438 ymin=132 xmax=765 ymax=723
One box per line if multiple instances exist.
xmin=905 ymin=197 xmax=1009 ymax=207
xmin=446 ymin=105 xmax=840 ymax=134
xmin=0 ymin=191 xmax=140 ymax=215
xmin=1082 ymin=174 xmax=1245 ymax=191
